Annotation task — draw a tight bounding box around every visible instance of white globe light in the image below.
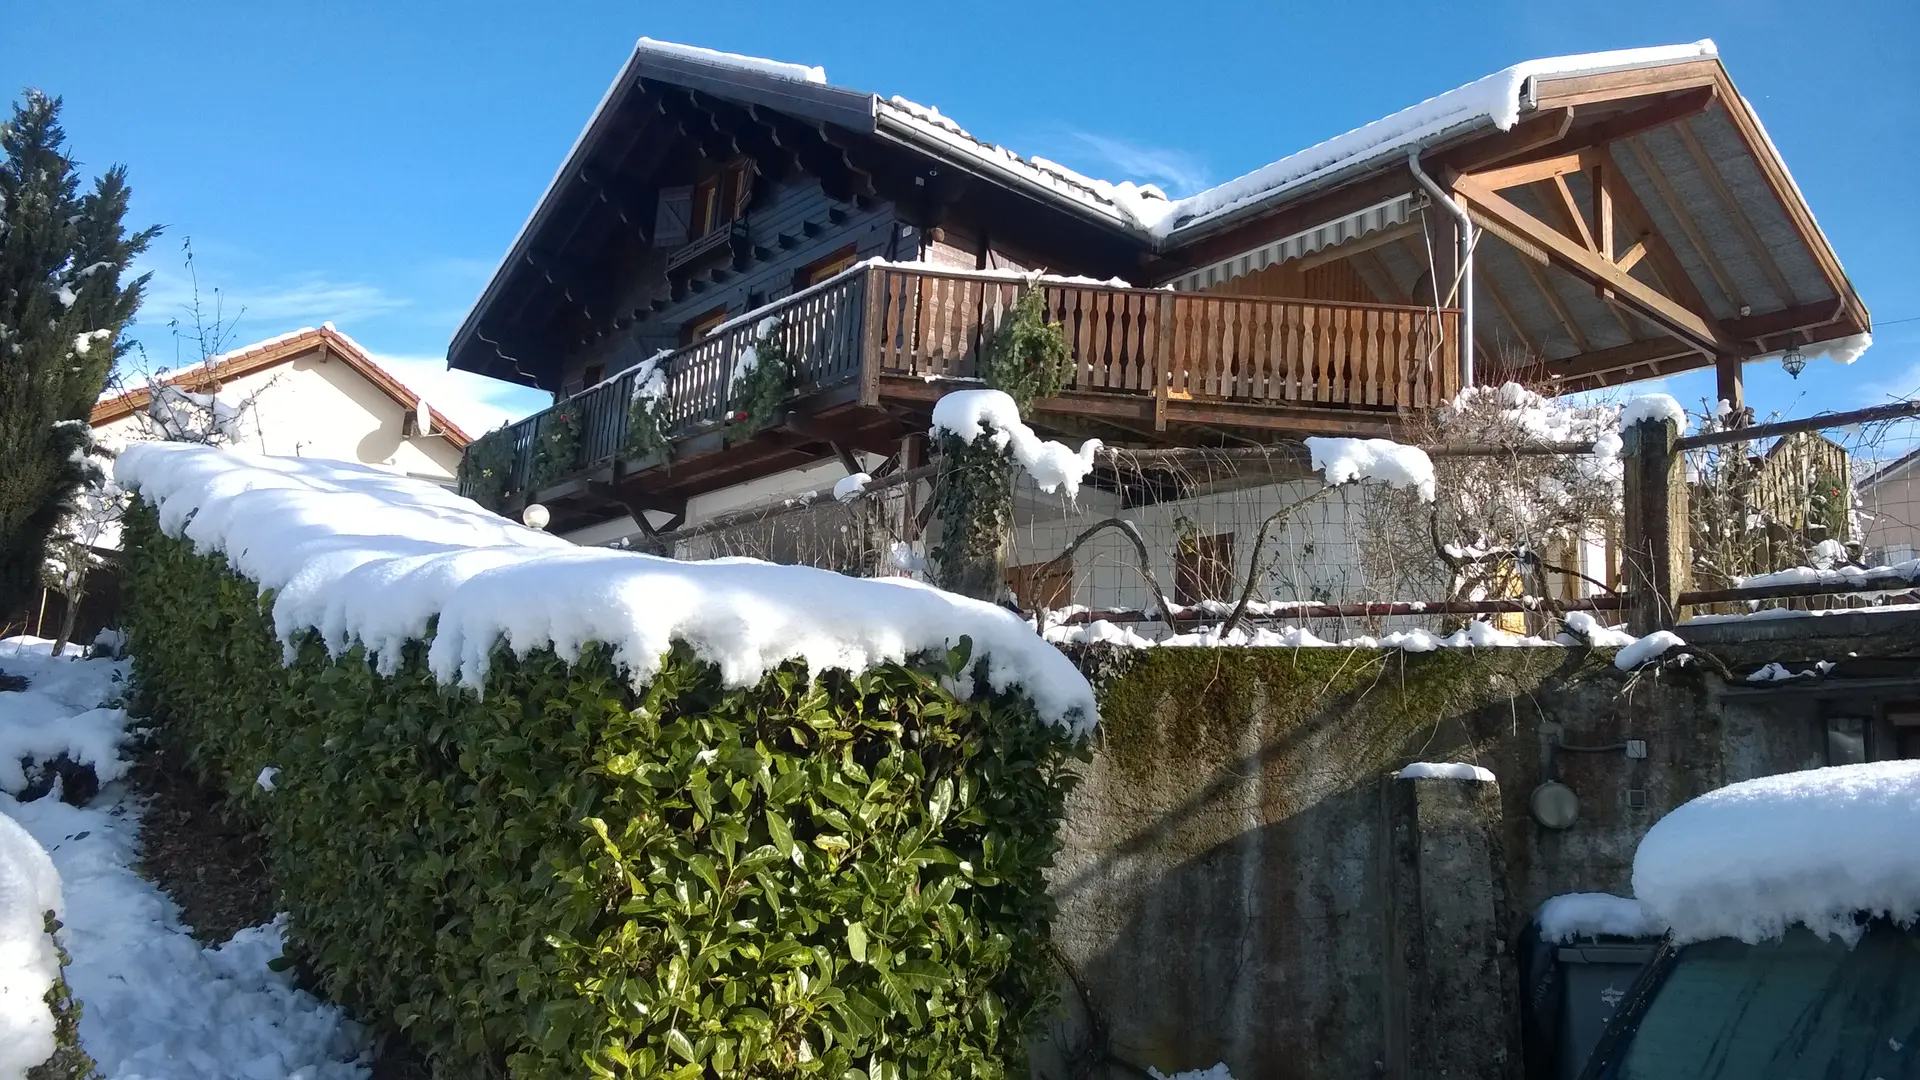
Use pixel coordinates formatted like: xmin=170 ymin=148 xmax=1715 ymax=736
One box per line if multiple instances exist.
xmin=522 ymin=503 xmax=551 ymax=530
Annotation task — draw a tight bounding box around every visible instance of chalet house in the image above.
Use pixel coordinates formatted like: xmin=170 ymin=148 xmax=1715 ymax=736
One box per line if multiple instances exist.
xmin=95 ymin=324 xmax=471 ymax=486
xmin=446 ymin=38 xmax=1870 ymax=610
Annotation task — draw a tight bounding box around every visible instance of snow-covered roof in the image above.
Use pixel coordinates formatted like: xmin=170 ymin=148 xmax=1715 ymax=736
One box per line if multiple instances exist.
xmin=1155 ymin=41 xmax=1719 ymax=238
xmin=1632 ymin=761 xmax=1920 ymax=944
xmin=113 ymin=443 xmax=1096 ymax=734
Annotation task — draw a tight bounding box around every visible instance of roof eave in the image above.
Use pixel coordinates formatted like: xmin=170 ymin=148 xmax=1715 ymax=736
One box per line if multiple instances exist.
xmin=871 ymin=110 xmax=1153 ymax=243
xmin=448 ymin=46 xmax=881 ymax=374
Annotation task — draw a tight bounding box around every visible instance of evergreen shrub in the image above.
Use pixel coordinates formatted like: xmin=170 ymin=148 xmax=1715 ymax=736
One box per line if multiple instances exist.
xmin=120 ymin=500 xmax=1083 ymax=1079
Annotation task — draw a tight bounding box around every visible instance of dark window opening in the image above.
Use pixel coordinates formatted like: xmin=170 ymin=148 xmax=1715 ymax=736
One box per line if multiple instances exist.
xmin=681 ymin=306 xmax=728 ymax=345
xmin=796 ymin=244 xmax=859 ymax=289
xmin=1175 ymin=532 xmax=1234 ymax=606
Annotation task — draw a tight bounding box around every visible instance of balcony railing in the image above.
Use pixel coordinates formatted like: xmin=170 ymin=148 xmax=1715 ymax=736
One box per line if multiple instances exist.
xmin=462 ymin=263 xmax=1459 ymax=504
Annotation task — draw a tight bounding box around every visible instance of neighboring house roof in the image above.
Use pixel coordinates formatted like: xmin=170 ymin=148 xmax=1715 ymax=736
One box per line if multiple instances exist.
xmin=1860 ymin=445 xmax=1920 ymax=489
xmin=92 ymin=324 xmax=473 ymax=449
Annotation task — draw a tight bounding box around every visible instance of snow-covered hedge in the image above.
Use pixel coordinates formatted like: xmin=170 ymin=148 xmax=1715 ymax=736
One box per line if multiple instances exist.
xmin=117 ymin=446 xmax=1090 ymax=1079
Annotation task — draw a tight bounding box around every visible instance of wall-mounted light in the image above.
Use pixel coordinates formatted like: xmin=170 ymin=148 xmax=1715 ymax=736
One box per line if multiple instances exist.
xmin=522 ymin=504 xmax=551 ymax=530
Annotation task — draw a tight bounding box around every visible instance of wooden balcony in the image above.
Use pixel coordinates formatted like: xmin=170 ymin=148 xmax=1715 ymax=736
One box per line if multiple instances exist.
xmin=462 ymin=264 xmax=1459 ymax=524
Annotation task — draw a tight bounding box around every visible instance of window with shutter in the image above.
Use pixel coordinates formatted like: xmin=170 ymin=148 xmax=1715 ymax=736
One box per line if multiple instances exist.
xmin=653 ymin=186 xmax=693 ymax=248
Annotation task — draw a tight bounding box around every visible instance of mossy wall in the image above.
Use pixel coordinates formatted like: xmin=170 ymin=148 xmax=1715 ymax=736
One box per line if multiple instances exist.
xmin=1038 ymin=645 xmax=1717 ymax=1080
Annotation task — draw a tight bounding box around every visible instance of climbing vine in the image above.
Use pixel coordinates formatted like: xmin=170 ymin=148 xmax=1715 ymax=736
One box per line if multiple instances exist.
xmin=528 ymin=402 xmax=582 ymax=492
xmin=983 ymin=285 xmax=1072 ymax=411
xmin=622 ymin=355 xmax=674 ymax=463
xmin=727 ymin=318 xmax=793 ymax=440
xmin=930 ymin=286 xmax=1072 ymax=600
xmin=456 ymin=428 xmax=518 ymax=513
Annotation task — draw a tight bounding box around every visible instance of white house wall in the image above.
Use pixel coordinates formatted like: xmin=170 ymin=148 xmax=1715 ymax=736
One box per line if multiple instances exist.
xmin=96 ymin=355 xmax=463 ymax=483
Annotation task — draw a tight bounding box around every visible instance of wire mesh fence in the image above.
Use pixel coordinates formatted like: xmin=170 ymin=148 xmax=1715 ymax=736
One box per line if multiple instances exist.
xmin=616 ymin=392 xmax=1920 ymax=639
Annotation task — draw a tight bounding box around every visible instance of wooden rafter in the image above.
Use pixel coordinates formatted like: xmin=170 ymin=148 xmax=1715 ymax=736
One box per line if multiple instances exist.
xmin=1548 ymin=175 xmax=1599 ymax=251
xmin=1619 ymin=138 xmax=1746 ymax=314
xmin=1671 ymin=121 xmax=1801 ymax=308
xmin=1454 ymin=173 xmax=1724 ymax=353
xmin=1547 ymin=338 xmax=1698 ymax=382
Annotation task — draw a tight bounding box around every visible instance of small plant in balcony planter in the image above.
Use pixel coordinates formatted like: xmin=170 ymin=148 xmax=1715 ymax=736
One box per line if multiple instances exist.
xmin=457 ymin=428 xmax=518 ymax=512
xmin=726 ymin=316 xmax=792 ymax=440
xmin=621 ymin=353 xmax=674 ymax=463
xmin=528 ymin=403 xmax=582 ymax=492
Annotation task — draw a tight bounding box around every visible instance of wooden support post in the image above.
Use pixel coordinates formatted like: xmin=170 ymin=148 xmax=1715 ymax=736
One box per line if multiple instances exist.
xmin=1621 ymin=416 xmax=1690 ymax=635
xmin=1715 ymin=354 xmax=1745 ymax=420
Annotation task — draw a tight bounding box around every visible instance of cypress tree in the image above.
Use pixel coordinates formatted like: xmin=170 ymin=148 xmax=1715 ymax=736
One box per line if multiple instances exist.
xmin=0 ymin=90 xmax=157 ymax=617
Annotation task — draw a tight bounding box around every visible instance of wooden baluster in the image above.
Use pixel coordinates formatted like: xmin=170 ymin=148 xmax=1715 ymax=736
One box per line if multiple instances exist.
xmin=1089 ymin=290 xmax=1111 ymax=391
xmin=1366 ymin=308 xmax=1383 ymax=406
xmin=913 ymin=275 xmax=936 ymax=374
xmin=1313 ymin=307 xmax=1331 ymax=402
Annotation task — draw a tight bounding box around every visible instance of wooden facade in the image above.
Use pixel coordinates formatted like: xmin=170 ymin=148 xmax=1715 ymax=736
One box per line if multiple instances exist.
xmin=467 ymin=264 xmax=1457 ymax=528
xmin=451 ymin=41 xmax=1868 ymax=533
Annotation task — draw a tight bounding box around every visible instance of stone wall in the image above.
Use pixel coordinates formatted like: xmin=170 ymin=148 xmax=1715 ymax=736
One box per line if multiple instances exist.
xmin=1035 ymin=612 xmax=1920 ymax=1080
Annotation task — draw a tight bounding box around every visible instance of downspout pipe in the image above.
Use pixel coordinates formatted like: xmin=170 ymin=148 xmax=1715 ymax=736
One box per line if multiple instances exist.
xmin=1409 ymin=150 xmax=1474 ymax=389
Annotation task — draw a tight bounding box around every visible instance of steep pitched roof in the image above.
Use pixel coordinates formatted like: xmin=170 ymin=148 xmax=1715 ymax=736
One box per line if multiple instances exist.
xmin=92 ymin=324 xmax=473 ymax=449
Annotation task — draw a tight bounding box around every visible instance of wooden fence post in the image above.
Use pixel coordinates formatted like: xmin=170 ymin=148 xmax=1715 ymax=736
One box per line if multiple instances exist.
xmin=1621 ymin=416 xmax=1689 ymax=635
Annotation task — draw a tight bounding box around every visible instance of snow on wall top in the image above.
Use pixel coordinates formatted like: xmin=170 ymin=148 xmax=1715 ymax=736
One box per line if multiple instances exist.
xmin=931 ymin=389 xmax=1101 ymax=497
xmin=1158 ymin=41 xmax=1718 ymax=237
xmin=1631 ymin=761 xmax=1920 ymax=944
xmin=113 ymin=443 xmax=1097 ymax=734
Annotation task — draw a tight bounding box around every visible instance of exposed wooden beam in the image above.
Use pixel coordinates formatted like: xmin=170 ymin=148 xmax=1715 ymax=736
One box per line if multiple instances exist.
xmin=1460 ymin=89 xmax=1717 ymax=192
xmin=1620 ymin=138 xmax=1746 ymax=314
xmin=1455 ymin=174 xmax=1727 ymax=353
xmin=1671 ymin=120 xmax=1801 ymax=309
xmin=1591 ymin=159 xmax=1615 ymax=263
xmin=1723 ymin=299 xmax=1846 ymax=344
xmin=1434 ymin=108 xmax=1576 ymax=176
xmin=1529 ymin=60 xmax=1721 ymax=110
xmin=1471 ymin=150 xmax=1597 ymax=193
xmin=1545 ymin=338 xmax=1700 ymax=382
xmin=1547 ymin=175 xmax=1599 ymax=251
xmin=1616 ymin=241 xmax=1648 ymax=272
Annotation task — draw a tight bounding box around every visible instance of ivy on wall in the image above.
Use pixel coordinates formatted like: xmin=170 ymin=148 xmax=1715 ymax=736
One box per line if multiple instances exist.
xmin=528 ymin=403 xmax=582 ymax=493
xmin=457 ymin=429 xmax=518 ymax=513
xmin=931 ymin=287 xmax=1073 ymax=601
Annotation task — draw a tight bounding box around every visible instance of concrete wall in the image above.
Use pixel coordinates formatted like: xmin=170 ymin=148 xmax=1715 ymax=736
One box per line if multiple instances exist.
xmin=1039 ymin=612 xmax=1920 ymax=1079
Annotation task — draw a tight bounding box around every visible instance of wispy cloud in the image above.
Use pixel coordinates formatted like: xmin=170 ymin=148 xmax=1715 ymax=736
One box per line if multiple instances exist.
xmin=139 ymin=266 xmax=411 ymax=332
xmin=1055 ymin=130 xmax=1213 ymax=197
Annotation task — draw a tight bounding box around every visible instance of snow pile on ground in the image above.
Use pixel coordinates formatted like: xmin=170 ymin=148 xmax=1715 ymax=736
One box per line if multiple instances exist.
xmin=0 ymin=811 xmax=63 ymax=1080
xmin=116 ymin=443 xmax=1097 ymax=734
xmin=1632 ymin=761 xmax=1920 ymax=944
xmin=1536 ymin=892 xmax=1662 ymax=942
xmin=0 ymin=637 xmax=368 ymax=1076
xmin=1615 ymin=629 xmax=1684 ymax=670
xmin=1148 ymin=1065 xmax=1236 ymax=1080
xmin=0 ymin=683 xmax=131 ymax=795
xmin=1397 ymin=762 xmax=1496 ymax=782
xmin=1618 ymin=393 xmax=1686 ymax=432
xmin=1304 ymin=437 xmax=1435 ymax=501
xmin=930 ymin=389 xmax=1101 ymax=499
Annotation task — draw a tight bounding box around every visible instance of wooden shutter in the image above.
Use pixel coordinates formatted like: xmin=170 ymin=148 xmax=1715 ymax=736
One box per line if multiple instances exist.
xmin=654 ymin=186 xmax=693 ymax=248
xmin=1175 ymin=533 xmax=1234 ymax=606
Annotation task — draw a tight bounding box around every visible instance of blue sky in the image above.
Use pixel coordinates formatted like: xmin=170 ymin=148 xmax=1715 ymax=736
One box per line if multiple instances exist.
xmin=5 ymin=0 xmax=1914 ymax=435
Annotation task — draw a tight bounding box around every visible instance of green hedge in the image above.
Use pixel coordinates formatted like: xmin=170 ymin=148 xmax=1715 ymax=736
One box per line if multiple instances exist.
xmin=121 ymin=501 xmax=1084 ymax=1078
